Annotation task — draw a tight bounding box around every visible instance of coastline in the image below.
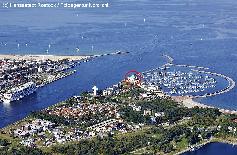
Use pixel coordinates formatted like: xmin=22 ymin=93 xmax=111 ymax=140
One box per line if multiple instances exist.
xmin=174 ymin=139 xmax=212 ymax=155
xmin=174 ymin=138 xmax=237 ymax=155
xmin=172 ymin=96 xmax=237 ymax=115
xmin=173 ymin=96 xmax=212 ymax=109
xmin=0 ymin=51 xmax=129 ymax=61
xmin=0 ymin=54 xmax=90 ymax=61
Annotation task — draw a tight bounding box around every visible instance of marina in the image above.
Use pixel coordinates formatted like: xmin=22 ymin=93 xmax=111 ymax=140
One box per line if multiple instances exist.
xmin=191 ymin=69 xmax=235 ymax=98
xmin=143 ymin=69 xmax=217 ymax=96
xmin=143 ymin=55 xmax=237 ymax=116
xmin=143 ymin=55 xmax=235 ymax=100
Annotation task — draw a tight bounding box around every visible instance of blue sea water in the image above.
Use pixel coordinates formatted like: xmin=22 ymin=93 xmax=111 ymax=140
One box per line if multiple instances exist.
xmin=182 ymin=142 xmax=237 ymax=155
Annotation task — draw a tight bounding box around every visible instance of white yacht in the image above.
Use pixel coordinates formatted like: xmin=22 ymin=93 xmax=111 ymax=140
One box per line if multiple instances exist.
xmin=2 ymin=82 xmax=37 ymax=103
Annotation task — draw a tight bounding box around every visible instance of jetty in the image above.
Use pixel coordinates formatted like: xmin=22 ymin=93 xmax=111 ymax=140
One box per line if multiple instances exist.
xmin=91 ymin=51 xmax=129 ymax=58
xmin=191 ymin=69 xmax=235 ymax=98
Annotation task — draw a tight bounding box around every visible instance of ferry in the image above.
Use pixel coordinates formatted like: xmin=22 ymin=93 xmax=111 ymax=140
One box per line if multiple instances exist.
xmin=2 ymin=82 xmax=37 ymax=103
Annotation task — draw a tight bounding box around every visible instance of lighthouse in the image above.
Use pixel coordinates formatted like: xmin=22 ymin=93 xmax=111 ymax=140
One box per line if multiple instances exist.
xmin=92 ymin=85 xmax=98 ymax=96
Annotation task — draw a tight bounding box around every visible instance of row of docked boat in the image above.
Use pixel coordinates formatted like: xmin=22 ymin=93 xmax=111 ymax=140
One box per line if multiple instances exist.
xmin=143 ymin=70 xmax=217 ymax=96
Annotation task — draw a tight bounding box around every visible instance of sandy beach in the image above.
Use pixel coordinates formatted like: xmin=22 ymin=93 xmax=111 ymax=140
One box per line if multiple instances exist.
xmin=0 ymin=54 xmax=90 ymax=61
xmin=172 ymin=95 xmax=237 ymax=115
xmin=173 ymin=96 xmax=212 ymax=109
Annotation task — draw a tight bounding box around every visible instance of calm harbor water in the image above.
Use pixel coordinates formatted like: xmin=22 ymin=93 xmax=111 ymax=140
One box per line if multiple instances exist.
xmin=0 ymin=0 xmax=237 ymax=153
xmin=182 ymin=142 xmax=237 ymax=155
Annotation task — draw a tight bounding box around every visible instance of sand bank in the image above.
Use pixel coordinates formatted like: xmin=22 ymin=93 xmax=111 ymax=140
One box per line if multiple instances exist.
xmin=172 ymin=96 xmax=237 ymax=115
xmin=172 ymin=96 xmax=212 ymax=109
xmin=0 ymin=54 xmax=90 ymax=61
